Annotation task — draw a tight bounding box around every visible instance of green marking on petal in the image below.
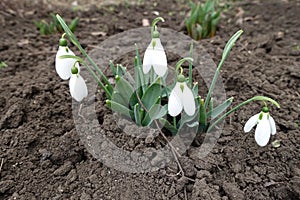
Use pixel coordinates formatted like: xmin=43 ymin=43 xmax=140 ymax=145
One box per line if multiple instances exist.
xmin=259 ymin=112 xmax=263 ymax=120
xmin=152 ymin=39 xmax=156 ymax=49
xmin=180 ymin=83 xmax=184 ymax=92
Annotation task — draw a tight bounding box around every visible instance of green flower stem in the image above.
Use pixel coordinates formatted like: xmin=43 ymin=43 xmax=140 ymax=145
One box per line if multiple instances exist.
xmin=56 ymin=14 xmax=113 ymax=95
xmin=207 ymin=96 xmax=280 ymax=132
xmin=173 ymin=117 xmax=177 ymax=129
xmin=175 ymin=57 xmax=194 ymax=78
xmin=151 ymin=17 xmax=164 ymax=38
xmin=204 ymin=30 xmax=243 ymax=109
xmin=82 ymin=61 xmax=112 ymax=99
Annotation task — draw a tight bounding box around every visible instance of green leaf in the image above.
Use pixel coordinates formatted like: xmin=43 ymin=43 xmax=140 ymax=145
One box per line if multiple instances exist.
xmin=187 ymin=121 xmax=199 ymax=128
xmin=192 ymin=82 xmax=198 ymax=97
xmin=134 ymin=103 xmax=142 ymax=126
xmin=141 ymin=83 xmax=162 ymax=110
xmin=135 ymin=45 xmax=147 ymax=91
xmin=159 ymin=118 xmax=178 ymax=135
xmin=188 ymin=43 xmax=194 ymax=88
xmin=106 ymin=100 xmax=133 ymax=118
xmin=204 ymin=30 xmax=243 ymax=109
xmin=208 ymin=97 xmax=234 ymax=119
xmin=142 ymin=104 xmax=167 ymax=126
xmin=112 ymin=91 xmax=127 ymax=107
xmin=0 ymin=61 xmax=8 ymax=68
xmin=68 ymin=17 xmax=78 ymax=33
xmin=198 ymin=97 xmax=207 ymax=132
xmin=59 ymin=55 xmax=84 ymax=63
xmin=115 ymin=76 xmax=135 ymax=107
xmin=222 ymin=30 xmax=243 ymax=61
xmin=109 ymin=60 xmax=116 ymax=75
xmin=178 ymin=111 xmax=199 ymax=130
xmin=204 ymin=0 xmax=215 ymax=12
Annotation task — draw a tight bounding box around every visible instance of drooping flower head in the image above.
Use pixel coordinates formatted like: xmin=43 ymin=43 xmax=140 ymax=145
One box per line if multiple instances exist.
xmin=168 ymin=74 xmax=196 ymax=117
xmin=142 ymin=17 xmax=167 ymax=77
xmin=244 ymin=106 xmax=276 ymax=147
xmin=55 ymin=35 xmax=79 ymax=80
xmin=69 ymin=64 xmax=88 ymax=102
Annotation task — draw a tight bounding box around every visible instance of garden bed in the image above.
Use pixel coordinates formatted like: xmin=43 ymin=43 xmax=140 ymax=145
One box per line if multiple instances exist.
xmin=0 ymin=0 xmax=299 ymax=199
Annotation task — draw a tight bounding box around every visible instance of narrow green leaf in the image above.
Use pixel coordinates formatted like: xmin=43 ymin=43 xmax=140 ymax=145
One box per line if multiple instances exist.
xmin=198 ymin=97 xmax=207 ymax=132
xmin=68 ymin=17 xmax=78 ymax=33
xmin=209 ymin=98 xmax=214 ymax=114
xmin=208 ymin=97 xmax=233 ymax=119
xmin=59 ymin=55 xmax=83 ymax=62
xmin=109 ymin=60 xmax=116 ymax=75
xmin=192 ymin=82 xmax=198 ymax=97
xmin=134 ymin=56 xmax=141 ymax=91
xmin=188 ymin=43 xmax=194 ymax=87
xmin=204 ymin=30 xmax=243 ymax=109
xmin=222 ymin=30 xmax=243 ymax=61
xmin=134 ymin=103 xmax=142 ymax=126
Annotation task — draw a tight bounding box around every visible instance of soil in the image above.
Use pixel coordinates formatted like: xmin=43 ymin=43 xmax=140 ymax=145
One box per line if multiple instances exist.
xmin=0 ymin=0 xmax=300 ymax=199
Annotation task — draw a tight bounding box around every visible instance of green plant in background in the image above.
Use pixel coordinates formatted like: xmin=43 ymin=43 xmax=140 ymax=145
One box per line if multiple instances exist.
xmin=34 ymin=13 xmax=78 ymax=35
xmin=185 ymin=0 xmax=220 ymax=40
xmin=0 ymin=61 xmax=8 ymax=69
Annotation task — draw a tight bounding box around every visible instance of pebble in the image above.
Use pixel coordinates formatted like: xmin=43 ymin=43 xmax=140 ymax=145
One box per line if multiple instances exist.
xmin=53 ymin=161 xmax=73 ymax=176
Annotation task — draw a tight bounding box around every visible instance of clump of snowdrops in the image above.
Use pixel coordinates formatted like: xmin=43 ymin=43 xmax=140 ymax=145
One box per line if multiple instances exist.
xmin=55 ymin=15 xmax=280 ymax=147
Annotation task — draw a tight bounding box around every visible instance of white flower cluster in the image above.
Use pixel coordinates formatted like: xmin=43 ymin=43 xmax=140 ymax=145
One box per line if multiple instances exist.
xmin=55 ymin=38 xmax=88 ymax=102
xmin=142 ymin=37 xmax=195 ymax=117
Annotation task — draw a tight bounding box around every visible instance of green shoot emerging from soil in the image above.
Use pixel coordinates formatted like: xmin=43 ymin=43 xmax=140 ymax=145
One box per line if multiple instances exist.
xmin=0 ymin=61 xmax=8 ymax=69
xmin=54 ymin=15 xmax=280 ymax=147
xmin=34 ymin=13 xmax=78 ymax=35
xmin=185 ymin=0 xmax=220 ymax=40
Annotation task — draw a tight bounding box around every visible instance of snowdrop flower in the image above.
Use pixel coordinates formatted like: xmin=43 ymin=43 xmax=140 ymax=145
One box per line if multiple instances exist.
xmin=168 ymin=75 xmax=196 ymax=116
xmin=244 ymin=107 xmax=276 ymax=147
xmin=143 ymin=17 xmax=167 ymax=77
xmin=143 ymin=38 xmax=167 ymax=77
xmin=55 ymin=37 xmax=79 ymax=80
xmin=69 ymin=65 xmax=88 ymax=102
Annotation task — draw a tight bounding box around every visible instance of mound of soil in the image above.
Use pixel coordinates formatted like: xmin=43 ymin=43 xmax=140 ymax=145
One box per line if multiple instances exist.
xmin=0 ymin=0 xmax=299 ymax=199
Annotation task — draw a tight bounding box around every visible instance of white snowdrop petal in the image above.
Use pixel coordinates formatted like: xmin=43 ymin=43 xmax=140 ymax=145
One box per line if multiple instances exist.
xmin=142 ymin=47 xmax=153 ymax=74
xmin=152 ymin=53 xmax=167 ymax=77
xmin=269 ymin=115 xmax=276 ymax=135
xmin=244 ymin=113 xmax=260 ymax=132
xmin=168 ymin=83 xmax=183 ymax=117
xmin=254 ymin=115 xmax=271 ymax=147
xmin=182 ymin=82 xmax=196 ymax=116
xmin=55 ymin=46 xmax=78 ymax=80
xmin=69 ymin=74 xmax=88 ymax=102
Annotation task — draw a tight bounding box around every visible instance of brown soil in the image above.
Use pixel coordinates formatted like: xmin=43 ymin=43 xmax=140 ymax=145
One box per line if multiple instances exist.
xmin=0 ymin=0 xmax=299 ymax=199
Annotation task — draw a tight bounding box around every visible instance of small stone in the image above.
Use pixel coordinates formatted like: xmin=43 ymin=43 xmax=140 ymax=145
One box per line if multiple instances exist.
xmin=275 ymin=31 xmax=284 ymax=41
xmin=142 ymin=19 xmax=150 ymax=27
xmin=53 ymin=161 xmax=73 ymax=176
